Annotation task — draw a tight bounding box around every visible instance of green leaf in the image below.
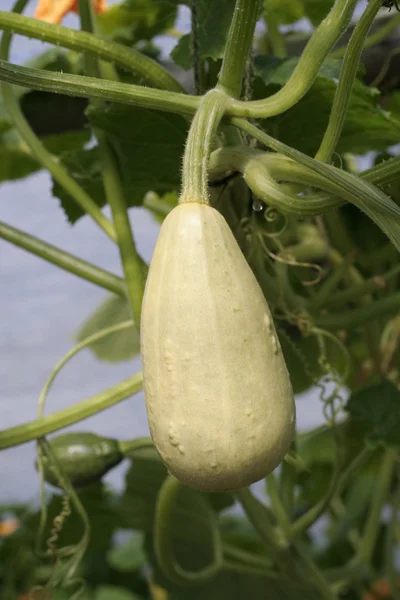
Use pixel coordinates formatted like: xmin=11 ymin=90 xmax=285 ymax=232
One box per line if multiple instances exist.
xmin=75 ymin=294 xmax=140 ymax=363
xmin=52 ymin=146 xmax=105 ymax=223
xmin=97 ymin=0 xmax=178 ymax=46
xmin=21 ymin=92 xmax=89 ymax=139
xmin=277 ymin=325 xmax=350 ymax=394
xmin=253 ymin=63 xmax=400 ymax=156
xmin=263 ymin=0 xmax=334 ymax=27
xmin=171 ymin=0 xmax=237 ymax=70
xmin=96 ymin=585 xmax=144 ymax=600
xmin=54 ymin=106 xmax=186 ymax=224
xmin=264 ymin=0 xmax=305 ymax=25
xmin=302 ymin=0 xmax=334 ymax=26
xmin=119 ymin=453 xmax=234 ymax=533
xmin=0 ymin=122 xmax=90 ymax=184
xmin=107 ymin=532 xmax=146 ymax=572
xmin=346 ymin=379 xmax=400 ymax=448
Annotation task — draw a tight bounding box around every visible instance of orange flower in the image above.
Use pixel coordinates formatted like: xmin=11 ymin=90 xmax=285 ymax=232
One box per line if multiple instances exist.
xmin=0 ymin=518 xmax=20 ymax=536
xmin=34 ymin=0 xmax=107 ymax=24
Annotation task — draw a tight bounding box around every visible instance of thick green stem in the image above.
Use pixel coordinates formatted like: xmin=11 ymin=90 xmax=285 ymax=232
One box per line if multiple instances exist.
xmin=218 ymin=0 xmax=261 ymax=97
xmin=227 ymin=0 xmax=358 ymax=118
xmin=331 ymin=11 xmax=400 ymax=59
xmin=0 ymin=220 xmax=126 ymax=297
xmin=232 ymin=120 xmax=400 ymax=254
xmin=79 ymin=0 xmax=145 ymax=328
xmin=358 ymin=449 xmax=397 ymax=565
xmin=292 ymin=540 xmax=337 ymax=600
xmin=0 ymin=1 xmax=358 ymax=124
xmin=99 ymin=140 xmax=145 ymax=327
xmin=180 ymin=89 xmax=229 ymax=204
xmin=264 ymin=8 xmax=287 ymax=58
xmin=118 ymin=437 xmax=153 ymax=457
xmin=0 ymin=1 xmax=117 ymax=242
xmin=0 ymin=59 xmax=200 ymax=115
xmin=315 ymin=292 xmax=400 ymax=330
xmin=0 ymin=11 xmax=183 ymax=92
xmin=327 ymin=265 xmax=400 ymax=307
xmin=154 ymin=475 xmax=223 ymax=585
xmin=309 ymin=255 xmax=354 ymax=312
xmin=267 ymin=473 xmax=291 ymax=536
xmin=0 ymin=373 xmax=143 ymax=450
xmin=316 ymin=0 xmax=381 ymax=162
xmin=236 ymin=487 xmax=285 ymax=549
xmin=209 ymin=148 xmax=400 ymax=213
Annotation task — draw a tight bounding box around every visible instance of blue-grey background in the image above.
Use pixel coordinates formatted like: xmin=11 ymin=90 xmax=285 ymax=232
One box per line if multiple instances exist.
xmin=0 ymin=0 xmax=370 ymax=503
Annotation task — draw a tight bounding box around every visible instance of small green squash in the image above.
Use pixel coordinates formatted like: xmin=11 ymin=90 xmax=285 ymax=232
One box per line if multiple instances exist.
xmin=40 ymin=432 xmax=123 ymax=489
xmin=141 ymin=202 xmax=295 ymax=492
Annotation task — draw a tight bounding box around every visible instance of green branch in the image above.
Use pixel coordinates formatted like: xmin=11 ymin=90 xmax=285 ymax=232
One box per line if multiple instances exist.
xmin=0 ymin=373 xmax=143 ymax=450
xmin=236 ymin=487 xmax=285 ymax=550
xmin=264 ymin=7 xmax=287 ymax=58
xmin=331 ymin=11 xmax=400 ymax=58
xmin=357 ymin=449 xmax=397 ymax=565
xmin=316 ymin=0 xmax=382 ymax=162
xmin=231 ymin=120 xmax=400 ymax=253
xmin=154 ymin=476 xmax=223 ymax=585
xmin=0 ymin=10 xmax=183 ymax=92
xmin=79 ymin=0 xmax=145 ymax=329
xmin=227 ymin=0 xmax=358 ymax=118
xmin=0 ymin=220 xmax=126 ymax=296
xmin=0 ymin=1 xmax=117 ymax=242
xmin=315 ymin=292 xmax=400 ymax=330
xmin=218 ymin=0 xmax=261 ymax=97
xmin=0 ymin=59 xmax=200 ymax=115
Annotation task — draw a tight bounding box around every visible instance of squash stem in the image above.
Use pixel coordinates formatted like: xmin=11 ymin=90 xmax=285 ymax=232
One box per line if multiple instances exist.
xmin=180 ymin=88 xmax=229 ymax=204
xmin=78 ymin=0 xmax=145 ymax=329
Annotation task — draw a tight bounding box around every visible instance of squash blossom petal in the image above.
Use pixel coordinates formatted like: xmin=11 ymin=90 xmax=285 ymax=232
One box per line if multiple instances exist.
xmin=34 ymin=0 xmax=107 ymax=24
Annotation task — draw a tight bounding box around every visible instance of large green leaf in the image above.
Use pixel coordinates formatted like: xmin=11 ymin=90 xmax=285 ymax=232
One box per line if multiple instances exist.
xmin=97 ymin=0 xmax=178 ymax=46
xmin=263 ymin=0 xmax=333 ymax=26
xmin=264 ymin=0 xmax=305 ymax=25
xmin=53 ymin=106 xmax=186 ymax=224
xmin=119 ymin=452 xmax=234 ymax=534
xmin=346 ymin=379 xmax=400 ymax=448
xmin=253 ymin=60 xmax=400 ymax=156
xmin=0 ymin=48 xmax=90 ymax=182
xmin=302 ymin=0 xmax=334 ymax=26
xmin=171 ymin=0 xmax=237 ymax=70
xmin=75 ymin=294 xmax=140 ymax=363
xmin=253 ymin=55 xmax=343 ymax=86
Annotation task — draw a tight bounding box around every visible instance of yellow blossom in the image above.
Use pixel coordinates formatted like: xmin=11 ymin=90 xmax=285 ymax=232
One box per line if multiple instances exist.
xmin=34 ymin=0 xmax=107 ymax=24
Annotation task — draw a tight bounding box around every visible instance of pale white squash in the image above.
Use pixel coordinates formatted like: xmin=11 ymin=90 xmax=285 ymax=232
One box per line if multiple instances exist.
xmin=140 ymin=202 xmax=295 ymax=492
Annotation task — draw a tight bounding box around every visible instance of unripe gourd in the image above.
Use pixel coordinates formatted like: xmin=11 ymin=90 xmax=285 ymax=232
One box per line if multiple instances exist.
xmin=140 ymin=202 xmax=295 ymax=492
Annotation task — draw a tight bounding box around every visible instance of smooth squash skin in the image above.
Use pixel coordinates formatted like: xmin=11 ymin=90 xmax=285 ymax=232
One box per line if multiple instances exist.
xmin=39 ymin=432 xmax=123 ymax=489
xmin=140 ymin=202 xmax=295 ymax=492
